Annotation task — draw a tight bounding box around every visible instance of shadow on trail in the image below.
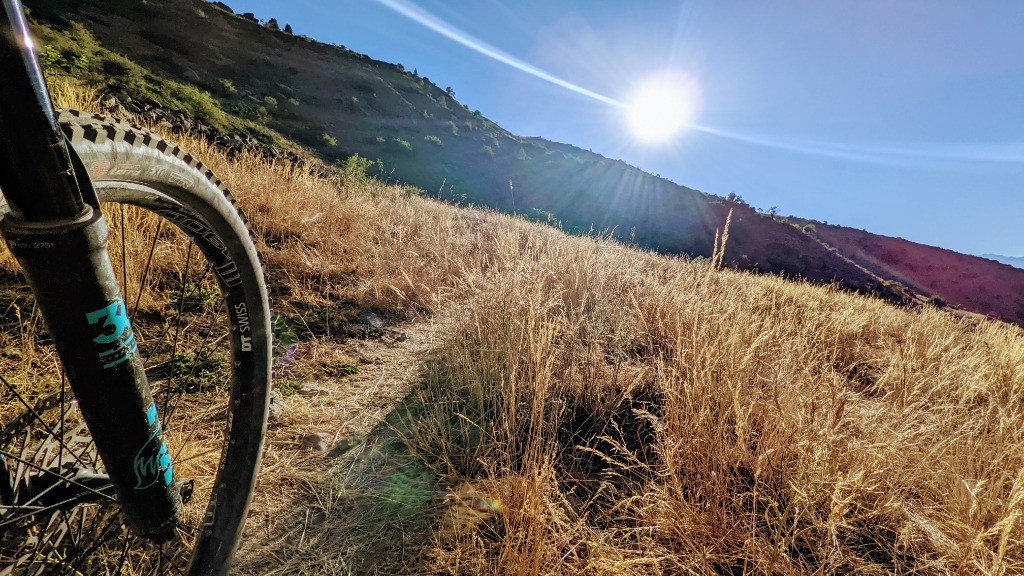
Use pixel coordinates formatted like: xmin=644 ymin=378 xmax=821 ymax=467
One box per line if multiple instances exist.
xmin=235 ymin=391 xmax=442 ymax=576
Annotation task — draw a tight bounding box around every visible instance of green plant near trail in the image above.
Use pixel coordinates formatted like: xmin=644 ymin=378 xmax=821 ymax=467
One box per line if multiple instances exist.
xmin=422 ymin=135 xmax=443 ymax=147
xmin=271 ymin=314 xmax=298 ymax=347
xmin=232 ymin=104 xmax=269 ymax=123
xmin=325 ymin=361 xmax=359 ymax=377
xmin=164 ymin=280 xmax=218 ymax=312
xmin=319 ymin=132 xmax=337 ymax=147
xmin=167 ymin=351 xmax=227 ymax=392
xmin=274 ymin=378 xmax=303 ymax=397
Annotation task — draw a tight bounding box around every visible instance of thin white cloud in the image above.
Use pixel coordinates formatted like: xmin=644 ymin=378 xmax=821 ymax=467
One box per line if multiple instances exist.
xmin=372 ymin=0 xmax=622 ymax=107
xmin=695 ymin=124 xmax=1024 ymax=166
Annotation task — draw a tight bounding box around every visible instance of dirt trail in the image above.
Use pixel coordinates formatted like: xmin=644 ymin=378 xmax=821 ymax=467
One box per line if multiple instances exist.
xmin=234 ymin=310 xmax=459 ymax=575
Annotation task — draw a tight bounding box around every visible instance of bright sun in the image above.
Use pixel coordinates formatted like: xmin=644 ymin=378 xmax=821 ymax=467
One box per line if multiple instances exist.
xmin=626 ymin=73 xmax=699 ymax=144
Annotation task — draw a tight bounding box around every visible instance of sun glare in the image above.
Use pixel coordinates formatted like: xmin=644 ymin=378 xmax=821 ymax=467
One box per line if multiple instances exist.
xmin=626 ymin=73 xmax=699 ymax=144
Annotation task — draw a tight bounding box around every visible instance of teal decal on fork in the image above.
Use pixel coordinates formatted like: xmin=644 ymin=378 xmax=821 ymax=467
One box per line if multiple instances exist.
xmin=86 ymin=297 xmax=139 ymax=368
xmin=134 ymin=403 xmax=174 ymax=490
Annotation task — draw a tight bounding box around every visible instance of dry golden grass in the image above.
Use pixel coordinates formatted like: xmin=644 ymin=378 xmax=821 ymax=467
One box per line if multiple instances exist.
xmin=48 ymin=76 xmax=496 ymax=318
xmin=23 ymin=78 xmax=1024 ymax=575
xmin=405 ymin=231 xmax=1024 ymax=575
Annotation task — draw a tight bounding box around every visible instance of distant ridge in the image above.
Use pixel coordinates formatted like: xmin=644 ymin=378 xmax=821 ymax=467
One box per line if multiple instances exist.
xmin=982 ymin=254 xmax=1024 ymax=270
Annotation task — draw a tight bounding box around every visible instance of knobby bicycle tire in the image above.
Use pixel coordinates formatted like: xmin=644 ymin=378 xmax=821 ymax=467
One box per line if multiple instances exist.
xmin=0 ymin=110 xmax=271 ymax=575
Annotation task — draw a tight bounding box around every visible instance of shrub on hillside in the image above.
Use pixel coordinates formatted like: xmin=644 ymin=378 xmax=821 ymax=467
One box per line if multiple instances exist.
xmin=38 ymin=45 xmax=90 ymax=77
xmin=35 ymin=21 xmax=286 ymax=147
xmin=232 ymin=104 xmax=269 ymax=123
xmin=218 ymin=78 xmax=238 ymax=96
xmin=338 ymin=153 xmax=381 ymax=184
xmin=388 ymin=137 xmax=413 ymax=152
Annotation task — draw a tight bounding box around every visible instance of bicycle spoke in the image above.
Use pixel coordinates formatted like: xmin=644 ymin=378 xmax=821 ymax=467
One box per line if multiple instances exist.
xmin=172 ymin=445 xmax=221 ymax=468
xmin=0 ymin=477 xmax=118 ymax=529
xmin=164 ymin=239 xmax=195 ymax=417
xmin=0 ymin=490 xmax=102 ymax=528
xmin=120 ymin=203 xmax=129 ymax=312
xmin=63 ymin=509 xmax=121 ymax=573
xmin=177 ymin=300 xmax=226 ymax=387
xmin=115 ymin=534 xmax=132 ymax=575
xmin=58 ymin=371 xmax=65 ymax=480
xmin=22 ymin=511 xmax=75 ymax=575
xmin=0 ymin=450 xmax=115 ymax=504
xmin=163 ymin=328 xmax=229 ymax=430
xmin=0 ymin=374 xmax=89 ymax=470
xmin=57 ymin=511 xmax=80 ymax=568
xmin=132 ymin=219 xmax=164 ymax=317
xmin=142 ymin=262 xmax=214 ymax=371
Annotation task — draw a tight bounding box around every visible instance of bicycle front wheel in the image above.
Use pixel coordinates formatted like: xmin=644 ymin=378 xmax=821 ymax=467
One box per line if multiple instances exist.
xmin=0 ymin=111 xmax=271 ymax=575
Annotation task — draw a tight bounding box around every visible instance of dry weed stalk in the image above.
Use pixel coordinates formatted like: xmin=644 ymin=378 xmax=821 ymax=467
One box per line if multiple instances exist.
xmin=712 ymin=208 xmax=733 ymax=270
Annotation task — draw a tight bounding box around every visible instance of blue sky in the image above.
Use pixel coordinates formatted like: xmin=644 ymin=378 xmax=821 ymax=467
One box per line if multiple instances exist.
xmin=236 ymin=1 xmax=1024 ymax=256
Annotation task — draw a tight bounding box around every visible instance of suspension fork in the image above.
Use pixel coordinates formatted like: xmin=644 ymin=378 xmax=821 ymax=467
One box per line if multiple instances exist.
xmin=0 ymin=0 xmax=185 ymax=540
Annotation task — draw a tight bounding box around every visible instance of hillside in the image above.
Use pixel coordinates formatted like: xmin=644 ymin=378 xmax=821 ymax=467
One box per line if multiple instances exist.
xmin=24 ymin=0 xmax=1024 ymax=327
xmin=983 ymin=253 xmax=1024 ymax=270
xmin=9 ymin=84 xmax=1020 ymax=574
xmin=790 ymin=220 xmax=1024 ymax=325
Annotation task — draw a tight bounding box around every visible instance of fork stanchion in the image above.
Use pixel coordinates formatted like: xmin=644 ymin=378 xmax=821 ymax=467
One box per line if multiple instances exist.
xmin=0 ymin=205 xmax=185 ymax=541
xmin=0 ymin=0 xmax=86 ymax=221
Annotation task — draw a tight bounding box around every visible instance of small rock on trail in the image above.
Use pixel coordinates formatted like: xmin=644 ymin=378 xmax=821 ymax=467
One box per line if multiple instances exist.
xmin=300 ymin=432 xmax=333 ymax=451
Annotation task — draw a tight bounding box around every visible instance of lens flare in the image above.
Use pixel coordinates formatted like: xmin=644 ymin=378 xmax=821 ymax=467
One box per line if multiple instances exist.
xmin=626 ymin=73 xmax=699 ymax=144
